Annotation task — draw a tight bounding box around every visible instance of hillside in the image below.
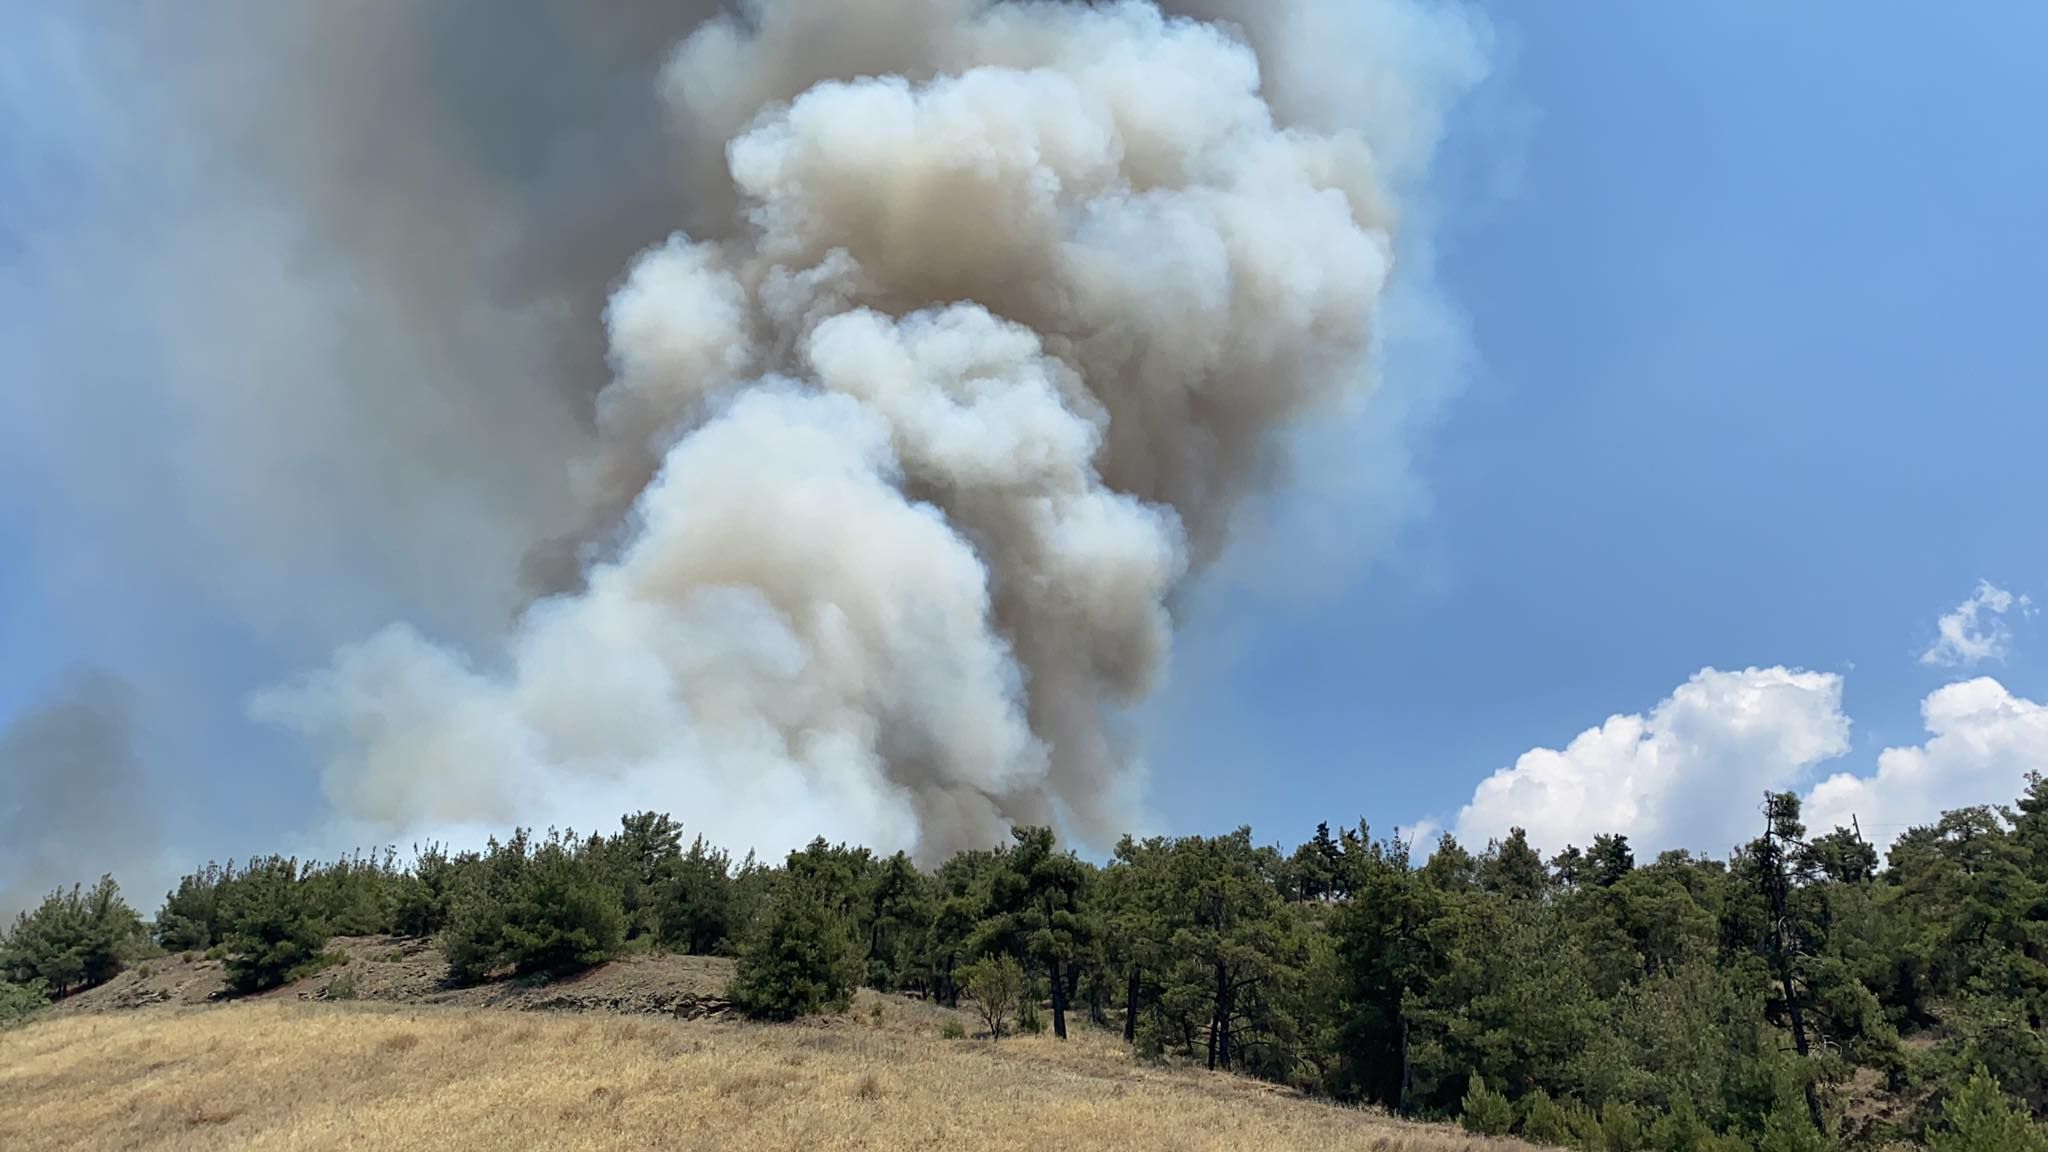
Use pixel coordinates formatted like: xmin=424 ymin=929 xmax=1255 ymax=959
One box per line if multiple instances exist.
xmin=2 ymin=946 xmax=1533 ymax=1152
xmin=39 ymin=935 xmax=737 ymax=1020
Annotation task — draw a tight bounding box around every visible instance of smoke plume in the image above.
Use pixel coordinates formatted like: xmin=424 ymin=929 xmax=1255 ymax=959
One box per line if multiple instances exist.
xmin=246 ymin=0 xmax=1486 ymax=862
xmin=0 ymin=673 xmax=159 ymax=919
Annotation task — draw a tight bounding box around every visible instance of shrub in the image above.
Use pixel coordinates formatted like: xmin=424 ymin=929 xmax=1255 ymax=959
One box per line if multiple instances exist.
xmin=1563 ymin=1102 xmax=1605 ymax=1151
xmin=940 ymin=1018 xmax=966 ymax=1040
xmin=727 ymin=875 xmax=860 ymax=1020
xmin=1461 ymin=1075 xmax=1516 ymax=1137
xmin=1928 ymin=1067 xmax=2048 ymax=1152
xmin=1016 ymin=995 xmax=1047 ymax=1035
xmin=1521 ymin=1087 xmax=1575 ymax=1146
xmin=1644 ymin=1097 xmax=1717 ymax=1152
xmin=220 ymin=856 xmax=329 ymax=994
xmin=325 ymin=969 xmax=360 ymax=1001
xmin=959 ymin=954 xmax=1027 ymax=1040
xmin=0 ymin=979 xmax=48 ymax=1025
xmin=1598 ymin=1100 xmax=1644 ymax=1151
xmin=1 ymin=876 xmax=145 ymax=996
xmin=1755 ymin=1098 xmax=1832 ymax=1152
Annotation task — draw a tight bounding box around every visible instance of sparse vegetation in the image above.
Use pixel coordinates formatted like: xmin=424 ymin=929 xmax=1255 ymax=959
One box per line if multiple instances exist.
xmin=0 ymin=770 xmax=2037 ymax=1149
xmin=0 ymin=1003 xmax=1548 ymax=1152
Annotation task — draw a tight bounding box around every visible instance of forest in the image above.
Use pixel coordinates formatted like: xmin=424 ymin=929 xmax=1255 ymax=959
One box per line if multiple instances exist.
xmin=6 ymin=777 xmax=2047 ymax=1151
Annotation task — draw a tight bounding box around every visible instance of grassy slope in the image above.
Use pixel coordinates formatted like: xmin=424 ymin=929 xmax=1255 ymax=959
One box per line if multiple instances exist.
xmin=1 ymin=999 xmax=1536 ymax=1151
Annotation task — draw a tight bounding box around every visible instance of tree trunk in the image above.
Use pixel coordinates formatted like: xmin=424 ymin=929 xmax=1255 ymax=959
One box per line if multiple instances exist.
xmin=1211 ymin=960 xmax=1232 ymax=1071
xmin=1050 ymin=956 xmax=1069 ymax=1040
xmin=1781 ymin=963 xmax=1824 ymax=1130
xmin=1124 ymin=966 xmax=1140 ymax=1044
xmin=1398 ymin=1013 xmax=1412 ymax=1113
xmin=1761 ymin=800 xmax=1826 ymax=1134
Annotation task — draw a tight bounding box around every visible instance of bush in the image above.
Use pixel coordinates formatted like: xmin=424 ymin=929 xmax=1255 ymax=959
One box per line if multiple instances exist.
xmin=0 ymin=979 xmax=48 ymax=1025
xmin=959 ymin=953 xmax=1027 ymax=1040
xmin=1016 ymin=995 xmax=1047 ymax=1035
xmin=325 ymin=969 xmax=360 ymax=1001
xmin=1928 ymin=1067 xmax=2048 ymax=1152
xmin=1521 ymin=1087 xmax=1575 ymax=1146
xmin=727 ymin=875 xmax=860 ymax=1020
xmin=940 ymin=1018 xmax=966 ymax=1040
xmin=1563 ymin=1102 xmax=1605 ymax=1151
xmin=1598 ymin=1100 xmax=1644 ymax=1151
xmin=220 ymin=856 xmax=329 ymax=994
xmin=1 ymin=876 xmax=145 ymax=996
xmin=1646 ymin=1099 xmax=1716 ymax=1152
xmin=1755 ymin=1099 xmax=1832 ymax=1152
xmin=1461 ymin=1075 xmax=1516 ymax=1137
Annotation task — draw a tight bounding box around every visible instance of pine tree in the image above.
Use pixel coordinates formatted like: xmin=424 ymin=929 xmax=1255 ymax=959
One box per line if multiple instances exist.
xmin=221 ymin=857 xmax=329 ymax=993
xmin=1481 ymin=828 xmax=1550 ymax=900
xmin=1460 ymin=1075 xmax=1515 ymax=1136
xmin=1521 ymin=1087 xmax=1575 ymax=1145
xmin=727 ymin=871 xmax=860 ymax=1020
xmin=1928 ymin=1067 xmax=2048 ymax=1152
xmin=497 ymin=833 xmax=625 ymax=978
xmin=980 ymin=826 xmax=1092 ymax=1041
xmin=2 ymin=876 xmax=144 ymax=996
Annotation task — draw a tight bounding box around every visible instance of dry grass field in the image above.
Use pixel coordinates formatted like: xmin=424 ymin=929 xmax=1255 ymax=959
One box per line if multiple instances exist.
xmin=1 ymin=999 xmax=1538 ymax=1152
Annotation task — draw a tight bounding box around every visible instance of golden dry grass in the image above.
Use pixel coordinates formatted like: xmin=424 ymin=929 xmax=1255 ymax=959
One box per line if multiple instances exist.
xmin=0 ymin=1002 xmax=1535 ymax=1151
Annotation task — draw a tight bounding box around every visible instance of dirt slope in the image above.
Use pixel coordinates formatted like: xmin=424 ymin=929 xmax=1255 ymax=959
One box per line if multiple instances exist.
xmin=48 ymin=936 xmax=739 ymax=1019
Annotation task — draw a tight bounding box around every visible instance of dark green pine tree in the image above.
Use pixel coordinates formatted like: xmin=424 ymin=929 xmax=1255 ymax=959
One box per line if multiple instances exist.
xmin=726 ymin=869 xmax=861 ymax=1020
xmin=220 ymin=857 xmax=330 ymax=993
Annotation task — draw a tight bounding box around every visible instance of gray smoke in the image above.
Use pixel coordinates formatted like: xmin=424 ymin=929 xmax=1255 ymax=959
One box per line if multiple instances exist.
xmin=254 ymin=0 xmax=1489 ymax=861
xmin=0 ymin=673 xmax=158 ymax=919
xmin=5 ymin=1 xmax=1487 ymax=866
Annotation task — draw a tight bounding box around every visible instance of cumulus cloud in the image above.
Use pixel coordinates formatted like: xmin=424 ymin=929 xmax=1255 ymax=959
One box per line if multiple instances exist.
xmin=1453 ymin=666 xmax=1852 ymax=856
xmin=1920 ymin=580 xmax=2032 ymax=668
xmin=1806 ymin=677 xmax=2048 ymax=840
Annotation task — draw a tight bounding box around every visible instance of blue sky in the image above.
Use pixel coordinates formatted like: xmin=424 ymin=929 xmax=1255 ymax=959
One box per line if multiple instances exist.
xmin=4 ymin=3 xmax=2047 ymax=896
xmin=1151 ymin=3 xmax=2048 ymax=850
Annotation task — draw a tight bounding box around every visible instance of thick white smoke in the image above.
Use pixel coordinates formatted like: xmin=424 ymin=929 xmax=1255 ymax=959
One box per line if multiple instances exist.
xmin=255 ymin=0 xmax=1487 ymax=861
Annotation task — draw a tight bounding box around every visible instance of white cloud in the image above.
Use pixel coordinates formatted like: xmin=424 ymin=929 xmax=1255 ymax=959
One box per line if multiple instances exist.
xmin=1453 ymin=667 xmax=1851 ymax=856
xmin=1920 ymin=580 xmax=2031 ymax=668
xmin=1805 ymin=677 xmax=2048 ymax=840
